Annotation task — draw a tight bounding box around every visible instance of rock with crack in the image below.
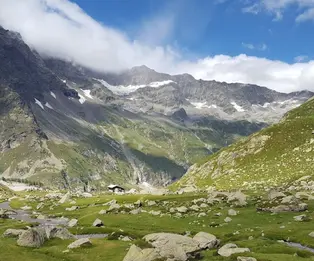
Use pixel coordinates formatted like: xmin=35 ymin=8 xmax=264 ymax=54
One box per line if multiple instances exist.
xmin=218 ymin=243 xmax=250 ymax=257
xmin=17 ymin=228 xmax=47 ymax=248
xmin=123 ymin=244 xmax=161 ymax=261
xmin=67 ymin=238 xmax=92 ymax=249
xmin=192 ymin=232 xmax=220 ymax=249
xmin=143 ymin=233 xmax=200 ymax=261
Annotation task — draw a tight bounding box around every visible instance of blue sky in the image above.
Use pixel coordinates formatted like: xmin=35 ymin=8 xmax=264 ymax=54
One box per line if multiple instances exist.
xmin=0 ymin=0 xmax=314 ymax=93
xmin=72 ymin=0 xmax=313 ymax=63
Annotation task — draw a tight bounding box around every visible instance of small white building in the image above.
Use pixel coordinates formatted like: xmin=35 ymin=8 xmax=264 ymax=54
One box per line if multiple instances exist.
xmin=108 ymin=184 xmax=125 ymax=193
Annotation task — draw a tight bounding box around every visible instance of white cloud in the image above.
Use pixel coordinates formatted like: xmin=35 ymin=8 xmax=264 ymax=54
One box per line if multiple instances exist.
xmin=242 ymin=42 xmax=267 ymax=51
xmin=173 ymin=55 xmax=314 ymax=93
xmin=0 ymin=0 xmax=313 ymax=94
xmin=243 ymin=0 xmax=314 ymax=22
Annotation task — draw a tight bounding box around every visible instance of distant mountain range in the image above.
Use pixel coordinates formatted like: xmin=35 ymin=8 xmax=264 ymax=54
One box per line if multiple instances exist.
xmin=0 ymin=25 xmax=313 ymax=190
xmin=175 ymin=94 xmax=314 ymax=191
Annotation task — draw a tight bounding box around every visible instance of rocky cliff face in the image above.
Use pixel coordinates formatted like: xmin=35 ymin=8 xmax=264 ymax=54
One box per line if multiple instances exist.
xmin=0 ymin=26 xmax=312 ymax=190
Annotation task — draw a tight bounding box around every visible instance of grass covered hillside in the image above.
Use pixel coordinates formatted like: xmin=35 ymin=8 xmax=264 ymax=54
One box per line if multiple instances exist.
xmin=175 ymin=97 xmax=314 ymax=190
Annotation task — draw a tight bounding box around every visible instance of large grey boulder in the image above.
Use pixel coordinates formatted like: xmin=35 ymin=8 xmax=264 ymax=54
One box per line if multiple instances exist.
xmin=123 ymin=245 xmax=160 ymax=261
xmin=3 ymin=229 xmax=25 ymax=238
xmin=130 ymin=208 xmax=141 ymax=215
xmin=45 ymin=227 xmax=74 ymax=240
xmin=193 ymin=232 xmax=219 ymax=249
xmin=143 ymin=233 xmax=200 ymax=261
xmin=218 ymin=243 xmax=250 ymax=257
xmin=17 ymin=228 xmax=47 ymax=248
xmin=67 ymin=238 xmax=92 ymax=249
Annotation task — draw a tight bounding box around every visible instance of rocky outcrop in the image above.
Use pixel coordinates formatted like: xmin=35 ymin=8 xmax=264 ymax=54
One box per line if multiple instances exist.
xmin=17 ymin=228 xmax=47 ymax=248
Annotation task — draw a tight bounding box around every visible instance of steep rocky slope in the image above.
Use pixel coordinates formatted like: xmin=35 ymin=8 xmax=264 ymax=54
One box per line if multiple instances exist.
xmin=175 ymin=96 xmax=314 ymax=190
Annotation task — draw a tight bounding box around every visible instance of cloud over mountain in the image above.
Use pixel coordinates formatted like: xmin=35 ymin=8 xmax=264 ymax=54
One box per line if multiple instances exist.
xmin=0 ymin=0 xmax=313 ymax=93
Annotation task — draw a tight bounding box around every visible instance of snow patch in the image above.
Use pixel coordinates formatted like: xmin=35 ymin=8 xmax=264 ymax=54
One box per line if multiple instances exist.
xmin=78 ymin=94 xmax=86 ymax=104
xmin=50 ymin=91 xmax=56 ymax=99
xmin=142 ymin=182 xmax=153 ymax=188
xmin=82 ymin=89 xmax=93 ymax=99
xmin=188 ymin=100 xmax=217 ymax=109
xmin=96 ymin=79 xmax=175 ymax=95
xmin=34 ymin=98 xmax=44 ymax=110
xmin=45 ymin=102 xmax=53 ymax=109
xmin=231 ymin=101 xmax=245 ymax=112
xmin=61 ymin=79 xmax=67 ymax=83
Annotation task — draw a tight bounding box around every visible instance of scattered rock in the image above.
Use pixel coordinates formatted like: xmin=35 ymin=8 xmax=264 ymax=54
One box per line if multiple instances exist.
xmin=149 ymin=210 xmax=161 ymax=216
xmin=65 ymin=206 xmax=79 ymax=211
xmin=147 ymin=200 xmax=157 ymax=207
xmin=224 ymin=217 xmax=232 ymax=223
xmin=228 ymin=209 xmax=238 ymax=216
xmin=134 ymin=200 xmax=142 ymax=207
xmin=36 ymin=203 xmax=44 ymax=210
xmin=3 ymin=229 xmax=25 ymax=238
xmin=45 ymin=227 xmax=74 ymax=240
xmin=21 ymin=206 xmax=32 ymax=211
xmin=177 ymin=206 xmax=188 ymax=213
xmin=68 ymin=219 xmax=78 ymax=227
xmin=99 ymin=210 xmax=107 ymax=215
xmin=218 ymin=243 xmax=250 ymax=257
xmin=68 ymin=238 xmax=92 ymax=249
xmin=123 ymin=244 xmax=160 ymax=261
xmin=108 ymin=203 xmax=120 ymax=211
xmin=59 ymin=192 xmax=71 ymax=204
xmin=130 ymin=208 xmax=141 ymax=215
xmin=268 ymin=190 xmax=286 ymax=200
xmin=93 ymin=218 xmax=104 ymax=227
xmin=309 ymin=232 xmax=314 ymax=237
xmin=294 ymin=214 xmax=309 ymax=222
xmin=143 ymin=232 xmax=200 ymax=261
xmin=193 ymin=232 xmax=220 ymax=249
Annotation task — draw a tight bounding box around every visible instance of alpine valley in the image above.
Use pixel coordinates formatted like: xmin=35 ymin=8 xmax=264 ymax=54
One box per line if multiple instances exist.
xmin=0 ymin=26 xmax=313 ymax=190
